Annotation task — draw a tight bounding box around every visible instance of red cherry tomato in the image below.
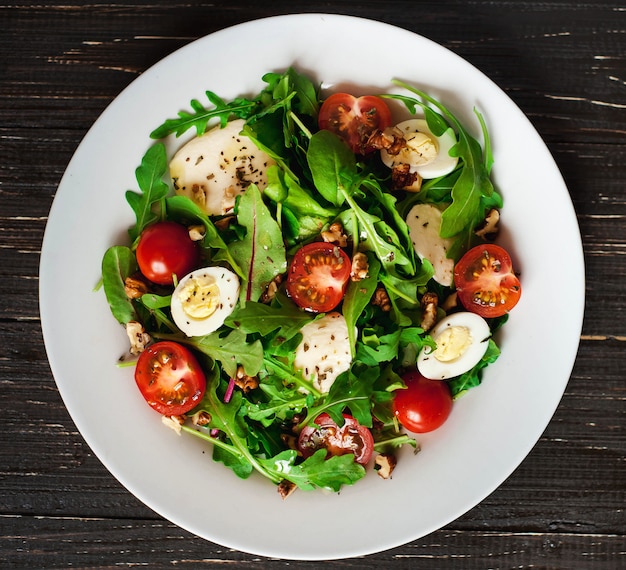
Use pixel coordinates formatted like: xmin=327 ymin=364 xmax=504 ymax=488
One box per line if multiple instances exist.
xmin=318 ymin=92 xmax=392 ymax=154
xmin=136 ymin=221 xmax=200 ymax=286
xmin=286 ymin=242 xmax=352 ymax=313
xmin=135 ymin=341 xmax=206 ymax=416
xmin=393 ymin=370 xmax=453 ymax=434
xmin=298 ymin=413 xmax=374 ymax=465
xmin=454 ymin=244 xmax=521 ymax=318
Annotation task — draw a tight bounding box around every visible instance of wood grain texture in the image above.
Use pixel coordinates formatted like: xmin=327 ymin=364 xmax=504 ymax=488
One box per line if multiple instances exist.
xmin=1 ymin=1 xmax=624 ymax=568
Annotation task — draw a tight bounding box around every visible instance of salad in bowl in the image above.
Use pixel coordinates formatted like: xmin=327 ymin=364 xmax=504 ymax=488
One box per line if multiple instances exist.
xmin=100 ymin=67 xmax=521 ymax=497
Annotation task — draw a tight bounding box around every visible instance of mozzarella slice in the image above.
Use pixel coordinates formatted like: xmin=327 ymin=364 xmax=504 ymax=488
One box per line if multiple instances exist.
xmin=294 ymin=312 xmax=352 ymax=394
xmin=170 ymin=118 xmax=275 ymax=216
xmin=417 ymin=312 xmax=491 ymax=380
xmin=170 ymin=266 xmax=240 ymax=337
xmin=406 ymin=203 xmax=455 ymax=286
xmin=381 ymin=118 xmax=458 ymax=180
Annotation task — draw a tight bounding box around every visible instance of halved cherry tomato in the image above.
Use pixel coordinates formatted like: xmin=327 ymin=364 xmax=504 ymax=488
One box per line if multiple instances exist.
xmin=297 ymin=413 xmax=374 ymax=465
xmin=286 ymin=242 xmax=352 ymax=313
xmin=393 ymin=370 xmax=453 ymax=434
xmin=134 ymin=341 xmax=206 ymax=416
xmin=136 ymin=221 xmax=200 ymax=286
xmin=318 ymin=93 xmax=392 ymax=154
xmin=454 ymin=243 xmax=522 ymax=318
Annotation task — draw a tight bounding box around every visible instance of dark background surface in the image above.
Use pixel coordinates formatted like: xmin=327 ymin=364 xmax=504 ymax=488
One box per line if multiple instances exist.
xmin=1 ymin=1 xmax=624 ymax=568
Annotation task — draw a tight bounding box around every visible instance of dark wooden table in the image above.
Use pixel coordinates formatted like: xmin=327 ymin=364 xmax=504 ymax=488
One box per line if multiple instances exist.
xmin=2 ymin=1 xmax=624 ymax=568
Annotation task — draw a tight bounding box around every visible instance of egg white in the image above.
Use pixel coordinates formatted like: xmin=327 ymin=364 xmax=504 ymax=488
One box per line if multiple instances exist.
xmin=170 ymin=266 xmax=240 ymax=337
xmin=418 ymin=312 xmax=491 ymax=380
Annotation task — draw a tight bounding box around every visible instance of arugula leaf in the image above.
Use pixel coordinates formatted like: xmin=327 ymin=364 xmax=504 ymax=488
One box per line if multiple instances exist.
xmin=387 ymin=82 xmax=502 ymax=240
xmin=167 ymin=328 xmax=264 ymax=378
xmin=260 ymin=449 xmax=365 ymax=492
xmin=150 ymin=91 xmax=259 ymax=139
xmin=101 ymin=245 xmax=138 ymax=325
xmin=125 ymin=143 xmax=170 ymax=242
xmin=229 ymin=185 xmax=287 ymax=304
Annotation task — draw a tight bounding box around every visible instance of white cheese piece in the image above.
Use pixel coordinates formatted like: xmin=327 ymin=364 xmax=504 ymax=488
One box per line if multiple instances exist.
xmin=294 ymin=312 xmax=352 ymax=394
xmin=405 ymin=203 xmax=455 ymax=286
xmin=170 ymin=119 xmax=275 ymax=216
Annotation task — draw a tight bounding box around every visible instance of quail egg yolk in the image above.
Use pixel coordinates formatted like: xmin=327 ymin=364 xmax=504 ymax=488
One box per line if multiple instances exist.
xmin=432 ymin=326 xmax=472 ymax=362
xmin=177 ymin=274 xmax=220 ymax=319
xmin=400 ymin=131 xmax=439 ymax=166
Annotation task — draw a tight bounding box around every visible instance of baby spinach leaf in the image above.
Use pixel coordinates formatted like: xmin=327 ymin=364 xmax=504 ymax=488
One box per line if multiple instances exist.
xmin=101 ymin=245 xmax=137 ymax=325
xmin=263 ymin=165 xmax=338 ymax=242
xmin=125 ymin=143 xmax=169 ymax=242
xmin=343 ymin=253 xmax=380 ymax=357
xmin=229 ymin=185 xmax=287 ymax=304
xmin=225 ymin=300 xmax=314 ymax=341
xmin=307 ymin=130 xmax=357 ymax=206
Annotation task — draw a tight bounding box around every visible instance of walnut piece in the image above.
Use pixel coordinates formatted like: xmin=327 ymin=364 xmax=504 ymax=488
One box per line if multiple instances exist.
xmin=475 ymin=208 xmax=500 ymax=239
xmin=375 ymin=453 xmax=398 ymax=479
xmin=188 ymin=224 xmax=206 ymax=242
xmin=161 ymin=414 xmax=185 ymax=435
xmin=321 ymin=221 xmax=348 ymax=247
xmin=124 ymin=274 xmax=149 ymax=299
xmin=277 ymin=479 xmax=297 ymax=500
xmin=191 ymin=410 xmax=212 ymax=426
xmin=235 ymin=365 xmax=259 ymax=393
xmin=260 ymin=273 xmax=283 ymax=304
xmin=351 ymin=251 xmax=369 ymax=281
xmin=391 ymin=163 xmax=422 ymax=192
xmin=125 ymin=321 xmax=151 ymax=355
xmin=372 ymin=287 xmax=392 ymax=312
xmin=420 ymin=292 xmax=439 ymax=332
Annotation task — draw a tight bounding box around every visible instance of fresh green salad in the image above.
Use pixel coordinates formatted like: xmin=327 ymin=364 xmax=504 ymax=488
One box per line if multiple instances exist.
xmin=101 ymin=68 xmax=521 ymax=497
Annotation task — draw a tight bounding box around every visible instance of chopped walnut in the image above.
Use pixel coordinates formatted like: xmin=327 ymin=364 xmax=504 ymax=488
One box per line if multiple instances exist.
xmin=280 ymin=433 xmax=298 ymax=451
xmin=191 ymin=410 xmax=212 ymax=427
xmin=213 ymin=215 xmax=235 ymax=232
xmin=368 ymin=126 xmax=407 ymax=154
xmin=260 ymin=273 xmax=283 ymax=304
xmin=235 ymin=365 xmax=259 ymax=393
xmin=375 ymin=453 xmax=398 ymax=479
xmin=321 ymin=221 xmax=348 ymax=247
xmin=125 ymin=321 xmax=151 ymax=355
xmin=162 ymin=414 xmax=185 ymax=435
xmin=188 ymin=224 xmax=206 ymax=241
xmin=124 ymin=274 xmax=149 ymax=299
xmin=441 ymin=292 xmax=458 ymax=312
xmin=420 ymin=292 xmax=439 ymax=332
xmin=475 ymin=208 xmax=500 ymax=239
xmin=392 ymin=163 xmax=422 ymax=192
xmin=351 ymin=251 xmax=369 ymax=281
xmin=372 ymin=287 xmax=392 ymax=312
xmin=277 ymin=479 xmax=297 ymax=500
